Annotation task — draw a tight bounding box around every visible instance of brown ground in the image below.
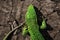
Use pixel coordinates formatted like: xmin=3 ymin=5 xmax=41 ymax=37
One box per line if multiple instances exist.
xmin=0 ymin=0 xmax=60 ymax=40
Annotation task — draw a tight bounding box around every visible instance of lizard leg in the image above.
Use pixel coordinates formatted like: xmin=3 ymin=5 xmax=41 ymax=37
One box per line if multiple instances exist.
xmin=40 ymin=19 xmax=46 ymax=29
xmin=22 ymin=25 xmax=28 ymax=36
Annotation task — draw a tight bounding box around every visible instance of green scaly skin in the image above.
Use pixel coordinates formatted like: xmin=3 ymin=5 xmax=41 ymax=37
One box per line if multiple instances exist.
xmin=22 ymin=4 xmax=46 ymax=40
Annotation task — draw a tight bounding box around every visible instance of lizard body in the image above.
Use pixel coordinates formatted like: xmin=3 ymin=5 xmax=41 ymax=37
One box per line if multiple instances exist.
xmin=22 ymin=4 xmax=46 ymax=40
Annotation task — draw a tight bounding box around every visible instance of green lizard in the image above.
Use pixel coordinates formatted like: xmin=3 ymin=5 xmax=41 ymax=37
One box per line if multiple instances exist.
xmin=22 ymin=4 xmax=46 ymax=40
xmin=3 ymin=4 xmax=46 ymax=40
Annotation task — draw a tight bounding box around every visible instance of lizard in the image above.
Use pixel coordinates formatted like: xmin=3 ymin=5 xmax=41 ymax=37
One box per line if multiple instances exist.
xmin=22 ymin=4 xmax=46 ymax=40
xmin=3 ymin=4 xmax=46 ymax=40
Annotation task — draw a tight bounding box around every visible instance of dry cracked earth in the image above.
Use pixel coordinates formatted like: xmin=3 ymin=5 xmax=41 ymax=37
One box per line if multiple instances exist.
xmin=0 ymin=0 xmax=60 ymax=40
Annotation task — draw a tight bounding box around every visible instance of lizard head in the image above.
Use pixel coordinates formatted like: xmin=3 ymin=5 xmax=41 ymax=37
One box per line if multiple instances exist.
xmin=25 ymin=4 xmax=37 ymax=25
xmin=25 ymin=4 xmax=37 ymax=19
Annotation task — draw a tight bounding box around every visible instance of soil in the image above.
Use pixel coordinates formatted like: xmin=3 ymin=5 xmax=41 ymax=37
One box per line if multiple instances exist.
xmin=0 ymin=0 xmax=60 ymax=40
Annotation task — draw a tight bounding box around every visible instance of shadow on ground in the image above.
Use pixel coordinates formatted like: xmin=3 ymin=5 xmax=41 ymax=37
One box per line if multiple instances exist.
xmin=51 ymin=0 xmax=60 ymax=3
xmin=34 ymin=6 xmax=53 ymax=40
